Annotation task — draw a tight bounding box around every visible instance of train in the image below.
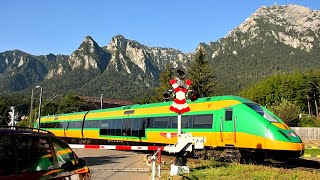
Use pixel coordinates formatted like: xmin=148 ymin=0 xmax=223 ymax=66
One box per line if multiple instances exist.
xmin=37 ymin=95 xmax=304 ymax=162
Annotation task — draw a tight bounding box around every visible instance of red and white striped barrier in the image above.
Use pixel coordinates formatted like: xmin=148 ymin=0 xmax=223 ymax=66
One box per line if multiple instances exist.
xmin=69 ymin=144 xmax=164 ymax=151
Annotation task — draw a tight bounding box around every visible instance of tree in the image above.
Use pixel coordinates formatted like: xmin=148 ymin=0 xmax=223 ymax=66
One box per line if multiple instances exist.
xmin=188 ymin=47 xmax=215 ymax=97
xmin=57 ymin=94 xmax=86 ymax=113
xmin=269 ymin=98 xmax=301 ymax=126
xmin=0 ymin=98 xmax=9 ymax=125
xmin=153 ymin=63 xmax=174 ymax=102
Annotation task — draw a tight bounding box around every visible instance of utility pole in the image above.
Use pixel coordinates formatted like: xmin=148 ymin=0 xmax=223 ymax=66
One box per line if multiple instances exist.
xmin=100 ymin=94 xmax=104 ymax=109
xmin=38 ymin=87 xmax=43 ymax=128
xmin=29 ymin=89 xmax=34 ymax=127
xmin=29 ymin=86 xmax=41 ymax=127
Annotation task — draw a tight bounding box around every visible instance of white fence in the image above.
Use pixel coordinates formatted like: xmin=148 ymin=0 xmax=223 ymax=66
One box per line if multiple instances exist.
xmin=291 ymin=127 xmax=320 ymax=140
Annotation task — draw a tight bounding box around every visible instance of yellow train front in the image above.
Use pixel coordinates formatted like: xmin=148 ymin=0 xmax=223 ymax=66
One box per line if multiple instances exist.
xmin=38 ymin=96 xmax=304 ymax=161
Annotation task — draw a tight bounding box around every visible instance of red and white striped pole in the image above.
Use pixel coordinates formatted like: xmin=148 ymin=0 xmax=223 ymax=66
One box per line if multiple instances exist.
xmin=69 ymin=144 xmax=164 ymax=151
xmin=169 ymin=79 xmax=191 ymax=136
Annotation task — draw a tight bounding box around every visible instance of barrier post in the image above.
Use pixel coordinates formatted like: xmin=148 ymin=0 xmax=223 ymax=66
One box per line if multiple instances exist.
xmin=158 ymin=148 xmax=162 ymax=178
xmin=151 ymin=148 xmax=162 ymax=180
xmin=152 ymin=155 xmax=156 ymax=180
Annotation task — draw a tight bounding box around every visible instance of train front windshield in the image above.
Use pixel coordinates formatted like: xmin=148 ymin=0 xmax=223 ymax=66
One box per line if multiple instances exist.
xmin=245 ymin=103 xmax=279 ymax=122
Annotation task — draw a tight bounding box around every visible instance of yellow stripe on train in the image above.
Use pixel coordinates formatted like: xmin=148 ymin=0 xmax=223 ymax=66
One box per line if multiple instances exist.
xmin=49 ymin=128 xmax=303 ymax=151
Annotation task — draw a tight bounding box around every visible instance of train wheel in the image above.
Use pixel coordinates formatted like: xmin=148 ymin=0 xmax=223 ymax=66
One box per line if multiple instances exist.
xmin=192 ymin=148 xmax=206 ymax=159
xmin=220 ymin=149 xmax=241 ymax=163
xmin=204 ymin=149 xmax=222 ymax=161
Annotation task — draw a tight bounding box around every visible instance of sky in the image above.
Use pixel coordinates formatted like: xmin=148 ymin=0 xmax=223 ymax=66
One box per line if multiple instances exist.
xmin=0 ymin=0 xmax=319 ymax=55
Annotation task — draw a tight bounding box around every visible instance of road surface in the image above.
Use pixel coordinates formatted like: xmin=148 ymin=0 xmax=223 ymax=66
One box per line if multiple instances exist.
xmin=73 ymin=148 xmax=152 ymax=180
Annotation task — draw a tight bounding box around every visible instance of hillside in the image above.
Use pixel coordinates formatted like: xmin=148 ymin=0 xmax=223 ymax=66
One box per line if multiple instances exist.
xmin=202 ymin=4 xmax=320 ymax=94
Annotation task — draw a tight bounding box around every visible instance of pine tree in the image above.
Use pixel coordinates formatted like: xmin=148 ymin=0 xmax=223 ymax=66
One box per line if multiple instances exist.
xmin=154 ymin=62 xmax=174 ymax=102
xmin=188 ymin=47 xmax=215 ymax=97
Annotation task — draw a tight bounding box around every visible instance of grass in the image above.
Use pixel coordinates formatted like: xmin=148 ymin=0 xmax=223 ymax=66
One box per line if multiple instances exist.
xmin=305 ymin=149 xmax=320 ymax=155
xmin=159 ymin=159 xmax=320 ymax=180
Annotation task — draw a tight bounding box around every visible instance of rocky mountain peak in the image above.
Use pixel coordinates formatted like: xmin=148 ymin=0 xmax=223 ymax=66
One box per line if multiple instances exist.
xmin=225 ymin=4 xmax=320 ymax=52
xmin=106 ymin=34 xmax=141 ymax=52
xmin=68 ymin=36 xmax=102 ymax=70
xmin=79 ymin=36 xmax=100 ymax=54
xmin=234 ymin=5 xmax=320 ymax=34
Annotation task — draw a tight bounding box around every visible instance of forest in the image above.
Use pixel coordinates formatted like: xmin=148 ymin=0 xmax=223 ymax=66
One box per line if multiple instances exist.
xmin=1 ymin=48 xmax=320 ymax=127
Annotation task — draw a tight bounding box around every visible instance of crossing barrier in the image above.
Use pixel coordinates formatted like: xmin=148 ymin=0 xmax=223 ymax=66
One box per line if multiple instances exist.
xmin=69 ymin=144 xmax=164 ymax=151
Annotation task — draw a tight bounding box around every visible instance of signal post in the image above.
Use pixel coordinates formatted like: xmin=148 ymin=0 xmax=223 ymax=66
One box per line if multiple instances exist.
xmin=163 ymin=67 xmax=206 ymax=176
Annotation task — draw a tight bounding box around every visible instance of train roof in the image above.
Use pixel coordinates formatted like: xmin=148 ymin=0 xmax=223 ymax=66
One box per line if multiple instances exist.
xmin=42 ymin=95 xmax=254 ymax=118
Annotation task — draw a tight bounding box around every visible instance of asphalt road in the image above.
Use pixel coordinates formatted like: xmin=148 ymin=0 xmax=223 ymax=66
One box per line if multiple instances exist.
xmin=72 ymin=148 xmax=152 ymax=180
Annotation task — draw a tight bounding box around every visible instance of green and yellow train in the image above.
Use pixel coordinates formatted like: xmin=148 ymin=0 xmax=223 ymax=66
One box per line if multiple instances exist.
xmin=37 ymin=95 xmax=304 ymax=161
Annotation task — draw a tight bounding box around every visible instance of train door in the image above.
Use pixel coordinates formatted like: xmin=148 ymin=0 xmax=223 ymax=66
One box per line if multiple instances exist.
xmin=221 ymin=108 xmax=236 ymax=145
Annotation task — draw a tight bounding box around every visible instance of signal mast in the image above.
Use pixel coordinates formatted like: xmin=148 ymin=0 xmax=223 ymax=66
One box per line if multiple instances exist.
xmin=162 ymin=66 xmax=205 ymax=175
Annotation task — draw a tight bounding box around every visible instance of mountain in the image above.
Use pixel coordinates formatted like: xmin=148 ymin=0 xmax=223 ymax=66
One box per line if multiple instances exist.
xmin=201 ymin=4 xmax=320 ymax=94
xmin=0 ymin=4 xmax=319 ymax=99
xmin=0 ymin=35 xmax=190 ymax=100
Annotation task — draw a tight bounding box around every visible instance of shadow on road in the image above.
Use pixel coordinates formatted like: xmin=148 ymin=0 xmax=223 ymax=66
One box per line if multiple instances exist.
xmin=81 ymin=155 xmax=129 ymax=166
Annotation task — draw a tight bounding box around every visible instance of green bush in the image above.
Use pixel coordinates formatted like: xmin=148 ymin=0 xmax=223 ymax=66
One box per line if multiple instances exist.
xmin=299 ymin=115 xmax=320 ymax=127
xmin=269 ymin=98 xmax=301 ymax=126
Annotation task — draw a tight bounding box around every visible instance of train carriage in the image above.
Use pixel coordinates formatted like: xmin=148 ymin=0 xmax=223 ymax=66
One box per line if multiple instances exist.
xmin=37 ymin=96 xmax=304 ymax=161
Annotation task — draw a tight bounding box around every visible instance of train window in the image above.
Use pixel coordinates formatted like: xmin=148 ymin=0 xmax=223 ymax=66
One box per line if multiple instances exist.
xmin=39 ymin=123 xmax=45 ymax=128
xmin=110 ymin=120 xmax=116 ymax=135
xmin=68 ymin=121 xmax=82 ymax=128
xmin=84 ymin=120 xmax=98 ymax=128
xmin=115 ymin=119 xmax=123 ymax=136
xmin=154 ymin=117 xmax=169 ymax=128
xmin=225 ymin=109 xmax=233 ymax=121
xmin=40 ymin=123 xmax=46 ymax=128
xmin=245 ymin=103 xmax=264 ymax=116
xmin=122 ymin=119 xmax=132 ymax=136
xmin=54 ymin=122 xmax=62 ymax=128
xmin=61 ymin=122 xmax=69 ymax=129
xmin=139 ymin=118 xmax=147 ymax=137
xmin=147 ymin=117 xmax=154 ymax=128
xmin=166 ymin=116 xmax=172 ymax=128
xmin=171 ymin=116 xmax=178 ymax=128
xmin=101 ymin=120 xmax=109 ymax=129
xmin=182 ymin=115 xmax=191 ymax=128
xmin=245 ymin=103 xmax=279 ymax=122
xmin=107 ymin=120 xmax=113 ymax=135
xmin=193 ymin=115 xmax=213 ymax=128
xmin=49 ymin=123 xmax=53 ymax=128
xmin=132 ymin=118 xmax=140 ymax=137
xmin=100 ymin=120 xmax=109 ymax=135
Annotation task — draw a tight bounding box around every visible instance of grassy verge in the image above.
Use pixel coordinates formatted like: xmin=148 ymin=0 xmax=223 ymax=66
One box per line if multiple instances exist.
xmin=305 ymin=149 xmax=320 ymax=155
xmin=160 ymin=160 xmax=320 ymax=180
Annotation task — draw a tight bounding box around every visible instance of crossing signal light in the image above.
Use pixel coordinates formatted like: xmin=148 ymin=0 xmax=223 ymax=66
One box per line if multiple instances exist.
xmin=163 ymin=91 xmax=172 ymax=101
xmin=189 ymin=92 xmax=198 ymax=101
xmin=174 ymin=67 xmax=186 ymax=80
